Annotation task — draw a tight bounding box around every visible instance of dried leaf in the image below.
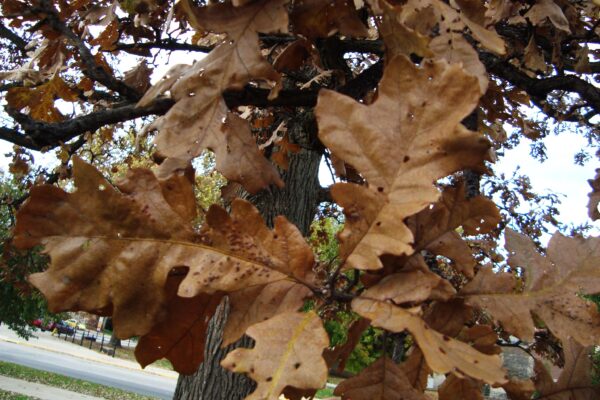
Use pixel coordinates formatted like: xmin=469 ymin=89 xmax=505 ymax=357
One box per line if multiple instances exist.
xmin=401 ymin=348 xmax=431 ymax=392
xmin=324 ymin=318 xmax=371 ymax=373
xmin=139 ymin=0 xmax=286 ymax=193
xmin=525 ymin=0 xmax=571 ymax=32
xmin=462 ymin=229 xmax=600 ymax=345
xmin=15 ymin=158 xmax=312 ymax=343
xmin=221 ymin=311 xmax=329 ymax=400
xmin=534 ymin=338 xmax=600 ymax=399
xmin=369 ymin=0 xmax=432 ymax=58
xmin=438 ymin=375 xmax=483 ymax=400
xmin=6 ymin=74 xmax=78 ymax=122
xmin=524 ymin=37 xmax=549 ymax=73
xmin=497 ymin=378 xmax=535 ymax=400
xmin=334 ymin=357 xmax=429 ymax=400
xmin=429 ymin=33 xmax=489 ymax=94
xmin=123 ymin=60 xmax=152 ymax=94
xmin=316 ymin=55 xmax=489 ymax=270
xmin=361 ymin=267 xmax=456 ymax=305
xmin=352 ymin=297 xmax=507 ymax=384
xmin=291 ymin=0 xmax=368 ymax=38
xmin=408 ymin=182 xmax=500 ymax=277
xmin=223 ymin=281 xmax=311 ymax=346
xmin=135 ymin=275 xmax=223 ymax=374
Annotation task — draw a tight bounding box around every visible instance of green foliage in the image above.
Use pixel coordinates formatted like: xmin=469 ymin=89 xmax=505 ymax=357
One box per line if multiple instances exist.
xmin=344 ymin=326 xmax=384 ymax=374
xmin=0 ymin=173 xmax=56 ymax=338
xmin=309 ymin=215 xmax=341 ymax=263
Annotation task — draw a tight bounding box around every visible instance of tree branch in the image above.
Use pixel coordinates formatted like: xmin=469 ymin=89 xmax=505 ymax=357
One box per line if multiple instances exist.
xmin=1 ymin=60 xmax=385 ymax=150
xmin=39 ymin=1 xmax=140 ymax=101
xmin=480 ymin=51 xmax=600 ymax=114
xmin=0 ymin=21 xmax=28 ymax=54
xmin=114 ymin=39 xmax=213 ymax=54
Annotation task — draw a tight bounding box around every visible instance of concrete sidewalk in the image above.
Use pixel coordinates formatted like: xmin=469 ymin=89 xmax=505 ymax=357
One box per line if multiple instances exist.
xmin=0 ymin=325 xmax=177 ymax=380
xmin=0 ymin=375 xmax=103 ymax=400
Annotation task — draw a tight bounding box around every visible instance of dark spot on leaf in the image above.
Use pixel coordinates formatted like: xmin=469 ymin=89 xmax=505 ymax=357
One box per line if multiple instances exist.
xmin=266 ymin=377 xmax=272 ymax=382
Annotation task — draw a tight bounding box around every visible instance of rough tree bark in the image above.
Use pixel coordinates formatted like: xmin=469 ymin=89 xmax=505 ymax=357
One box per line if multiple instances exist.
xmin=173 ymin=110 xmax=323 ymax=400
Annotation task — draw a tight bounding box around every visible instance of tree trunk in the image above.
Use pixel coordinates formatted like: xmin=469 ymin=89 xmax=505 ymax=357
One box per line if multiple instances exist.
xmin=173 ymin=111 xmax=323 ymax=400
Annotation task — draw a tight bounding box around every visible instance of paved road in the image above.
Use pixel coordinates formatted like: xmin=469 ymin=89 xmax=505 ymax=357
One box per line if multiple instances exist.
xmin=0 ymin=340 xmax=176 ymax=399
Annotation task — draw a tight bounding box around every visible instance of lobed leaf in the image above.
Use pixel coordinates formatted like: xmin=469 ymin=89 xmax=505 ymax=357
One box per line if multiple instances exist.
xmin=334 ymin=356 xmax=429 ymax=400
xmin=462 ymin=229 xmax=600 ymax=345
xmin=138 ymin=0 xmax=286 ymax=193
xmin=15 ymin=158 xmax=313 ymax=346
xmin=221 ymin=311 xmax=329 ymax=400
xmin=316 ymin=55 xmax=490 ymax=270
xmin=352 ymin=297 xmax=507 ymax=384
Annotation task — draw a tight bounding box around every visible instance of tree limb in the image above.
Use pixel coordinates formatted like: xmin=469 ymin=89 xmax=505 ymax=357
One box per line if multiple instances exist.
xmin=0 ymin=21 xmax=28 ymax=54
xmin=39 ymin=0 xmax=140 ymax=101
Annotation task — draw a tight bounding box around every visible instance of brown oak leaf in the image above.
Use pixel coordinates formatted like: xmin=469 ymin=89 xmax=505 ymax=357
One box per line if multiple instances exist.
xmin=15 ymin=158 xmax=312 ymax=344
xmin=135 ymin=275 xmax=223 ymax=374
xmin=222 ymin=281 xmax=311 ymax=347
xmin=462 ymin=229 xmax=600 ymax=345
xmin=438 ymin=375 xmax=483 ymax=400
xmin=221 ymin=311 xmax=329 ymax=400
xmin=290 ymin=0 xmax=368 ymax=39
xmin=534 ymin=337 xmax=600 ymax=399
xmin=352 ymin=297 xmax=507 ymax=384
xmin=6 ymin=74 xmax=78 ymax=122
xmin=525 ymin=0 xmax=571 ymax=33
xmin=368 ymin=0 xmax=433 ymax=59
xmin=334 ymin=356 xmax=429 ymax=400
xmin=316 ymin=55 xmax=490 ymax=270
xmin=399 ymin=348 xmax=431 ymax=392
xmin=138 ymin=0 xmax=286 ymax=193
xmin=407 ymin=182 xmax=501 ymax=278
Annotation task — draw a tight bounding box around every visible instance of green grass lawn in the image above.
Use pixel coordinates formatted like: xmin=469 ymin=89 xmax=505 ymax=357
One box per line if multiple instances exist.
xmin=0 ymin=361 xmax=157 ymax=400
xmin=0 ymin=389 xmax=38 ymax=400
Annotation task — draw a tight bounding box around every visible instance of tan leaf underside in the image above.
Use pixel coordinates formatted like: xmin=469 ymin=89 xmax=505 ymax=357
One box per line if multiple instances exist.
xmin=221 ymin=311 xmax=329 ymax=400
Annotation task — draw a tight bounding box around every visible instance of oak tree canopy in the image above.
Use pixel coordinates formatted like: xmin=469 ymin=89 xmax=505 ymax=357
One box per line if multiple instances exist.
xmin=1 ymin=0 xmax=600 ymax=399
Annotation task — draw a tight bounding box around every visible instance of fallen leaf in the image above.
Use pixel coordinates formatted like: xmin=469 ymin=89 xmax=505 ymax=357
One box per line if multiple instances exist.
xmin=462 ymin=229 xmax=600 ymax=345
xmin=316 ymin=55 xmax=489 ymax=270
xmin=221 ymin=311 xmax=329 ymax=400
xmin=334 ymin=356 xmax=429 ymax=400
